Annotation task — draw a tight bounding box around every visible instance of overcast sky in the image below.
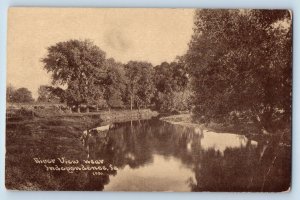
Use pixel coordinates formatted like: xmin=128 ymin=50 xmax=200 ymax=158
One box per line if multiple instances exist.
xmin=7 ymin=8 xmax=195 ymax=98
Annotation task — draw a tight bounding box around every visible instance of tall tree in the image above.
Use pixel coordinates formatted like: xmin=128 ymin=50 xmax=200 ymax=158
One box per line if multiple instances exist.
xmin=153 ymin=61 xmax=189 ymax=112
xmin=104 ymin=58 xmax=126 ymax=109
xmin=42 ymin=39 xmax=107 ymax=112
xmin=185 ymin=9 xmax=292 ymax=134
xmin=124 ymin=61 xmax=155 ymax=110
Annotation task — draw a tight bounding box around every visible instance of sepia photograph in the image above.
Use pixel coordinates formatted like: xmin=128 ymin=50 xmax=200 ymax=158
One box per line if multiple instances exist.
xmin=5 ymin=8 xmax=292 ymax=192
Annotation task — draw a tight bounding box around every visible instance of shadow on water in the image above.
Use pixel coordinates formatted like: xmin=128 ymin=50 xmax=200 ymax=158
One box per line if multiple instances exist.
xmin=81 ymin=118 xmax=291 ymax=192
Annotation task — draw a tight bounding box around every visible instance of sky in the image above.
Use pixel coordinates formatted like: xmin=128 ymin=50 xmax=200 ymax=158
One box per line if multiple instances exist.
xmin=7 ymin=8 xmax=195 ymax=98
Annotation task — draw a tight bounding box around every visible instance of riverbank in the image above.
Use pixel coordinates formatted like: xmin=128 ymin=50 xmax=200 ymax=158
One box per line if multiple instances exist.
xmin=5 ymin=108 xmax=158 ymax=190
xmin=160 ymin=113 xmax=291 ymax=144
xmin=160 ymin=114 xmax=203 ymax=128
xmin=8 ymin=108 xmax=159 ymax=122
xmin=160 ymin=113 xmax=241 ymax=133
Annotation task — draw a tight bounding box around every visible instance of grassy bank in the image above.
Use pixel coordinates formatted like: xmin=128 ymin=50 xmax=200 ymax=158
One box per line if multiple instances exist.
xmin=5 ymin=109 xmax=158 ymax=190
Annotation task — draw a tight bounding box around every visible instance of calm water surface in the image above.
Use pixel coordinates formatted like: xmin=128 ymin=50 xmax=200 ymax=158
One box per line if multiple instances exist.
xmin=85 ymin=118 xmax=290 ymax=192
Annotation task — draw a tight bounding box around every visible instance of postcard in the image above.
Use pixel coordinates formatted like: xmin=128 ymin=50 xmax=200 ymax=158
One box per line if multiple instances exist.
xmin=6 ymin=8 xmax=292 ymax=191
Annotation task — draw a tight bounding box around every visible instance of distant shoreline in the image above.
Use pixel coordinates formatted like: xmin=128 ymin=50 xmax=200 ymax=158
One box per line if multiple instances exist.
xmin=159 ymin=114 xmax=285 ymax=144
xmin=6 ymin=105 xmax=159 ymax=124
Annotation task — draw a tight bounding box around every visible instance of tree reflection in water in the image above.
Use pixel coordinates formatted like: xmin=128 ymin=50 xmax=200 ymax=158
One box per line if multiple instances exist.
xmin=83 ymin=118 xmax=290 ymax=191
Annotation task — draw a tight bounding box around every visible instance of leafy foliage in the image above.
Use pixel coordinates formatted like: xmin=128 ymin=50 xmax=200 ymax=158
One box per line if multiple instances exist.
xmin=37 ymin=85 xmax=61 ymax=103
xmin=42 ymin=39 xmax=108 ymax=110
xmin=8 ymin=87 xmax=34 ymax=103
xmin=124 ymin=61 xmax=156 ymax=109
xmin=185 ymin=9 xmax=292 ymax=134
xmin=153 ymin=61 xmax=190 ymax=112
xmin=104 ymin=58 xmax=126 ymax=108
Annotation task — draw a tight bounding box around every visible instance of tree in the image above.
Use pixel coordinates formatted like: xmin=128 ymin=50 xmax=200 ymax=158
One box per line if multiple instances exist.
xmin=185 ymin=9 xmax=292 ymax=134
xmin=42 ymin=39 xmax=108 ymax=112
xmin=37 ymin=85 xmax=61 ymax=103
xmin=11 ymin=87 xmax=34 ymax=103
xmin=6 ymin=84 xmax=15 ymax=103
xmin=104 ymin=58 xmax=126 ymax=109
xmin=37 ymin=85 xmax=49 ymax=102
xmin=153 ymin=61 xmax=189 ymax=112
xmin=124 ymin=61 xmax=155 ymax=110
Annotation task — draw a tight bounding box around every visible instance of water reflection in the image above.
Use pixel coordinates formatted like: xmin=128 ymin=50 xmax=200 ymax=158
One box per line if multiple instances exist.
xmin=81 ymin=118 xmax=290 ymax=192
xmin=105 ymin=154 xmax=195 ymax=191
xmin=199 ymin=130 xmax=251 ymax=155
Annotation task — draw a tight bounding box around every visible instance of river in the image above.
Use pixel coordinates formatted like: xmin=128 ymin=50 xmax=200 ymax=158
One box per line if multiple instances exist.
xmin=83 ymin=117 xmax=291 ymax=192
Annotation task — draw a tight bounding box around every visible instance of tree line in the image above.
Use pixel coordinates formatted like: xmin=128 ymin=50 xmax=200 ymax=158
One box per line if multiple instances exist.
xmin=7 ymin=39 xmax=190 ymax=113
xmin=7 ymin=9 xmax=291 ymax=135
